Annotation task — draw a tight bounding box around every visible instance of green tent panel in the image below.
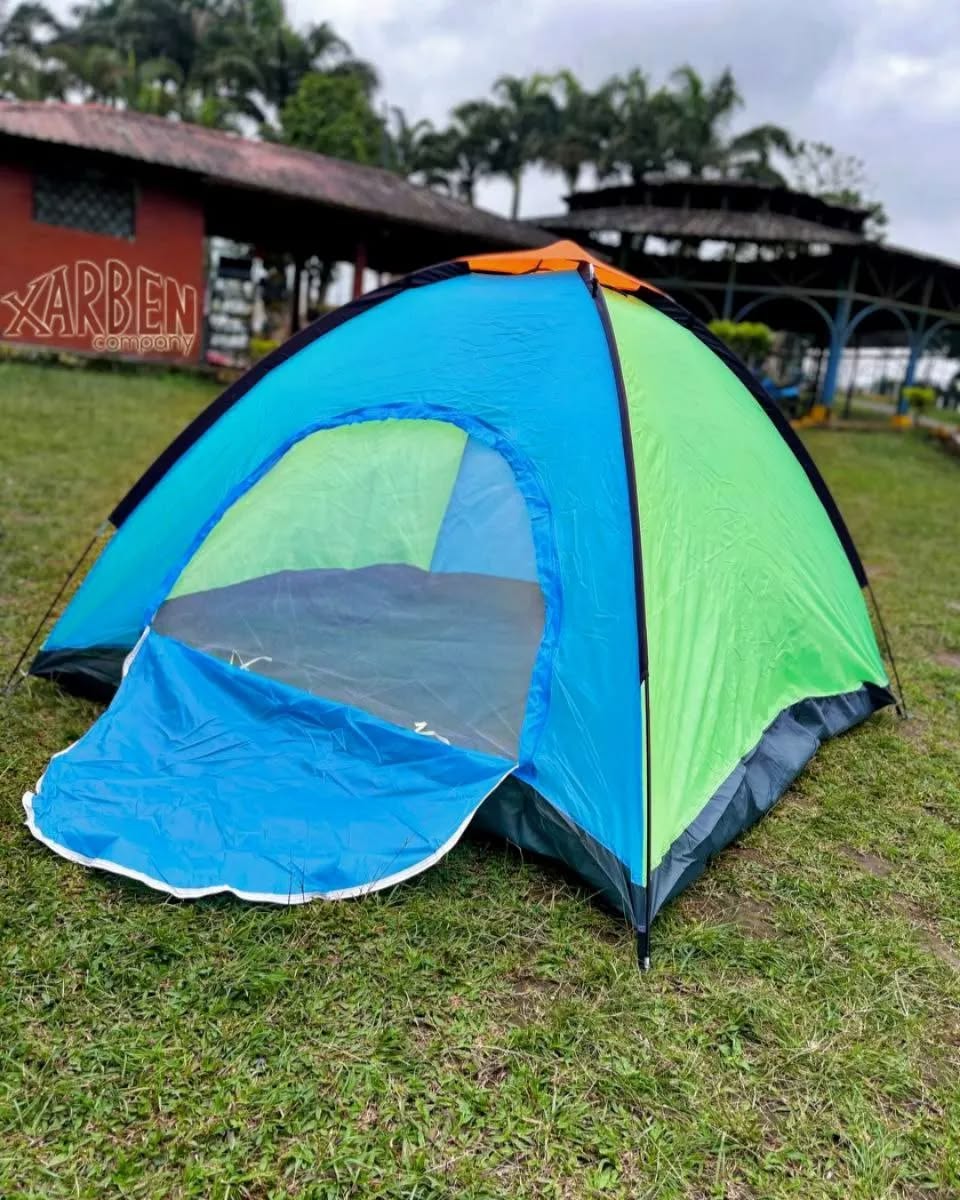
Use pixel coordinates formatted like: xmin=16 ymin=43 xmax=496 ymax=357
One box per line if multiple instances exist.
xmin=607 ymin=291 xmax=887 ymax=907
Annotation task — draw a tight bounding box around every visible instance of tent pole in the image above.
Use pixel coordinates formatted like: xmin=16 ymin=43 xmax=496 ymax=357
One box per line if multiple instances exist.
xmin=579 ymin=260 xmax=655 ymax=973
xmin=2 ymin=520 xmax=109 ymax=697
xmin=867 ymin=580 xmax=909 ymax=719
xmin=641 ymin=673 xmax=654 ymax=971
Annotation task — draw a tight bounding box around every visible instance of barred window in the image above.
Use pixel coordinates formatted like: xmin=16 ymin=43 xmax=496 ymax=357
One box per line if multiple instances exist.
xmin=33 ymin=168 xmax=136 ymax=239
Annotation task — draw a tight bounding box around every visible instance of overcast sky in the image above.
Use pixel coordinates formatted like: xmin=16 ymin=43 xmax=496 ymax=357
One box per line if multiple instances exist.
xmin=290 ymin=0 xmax=960 ymax=260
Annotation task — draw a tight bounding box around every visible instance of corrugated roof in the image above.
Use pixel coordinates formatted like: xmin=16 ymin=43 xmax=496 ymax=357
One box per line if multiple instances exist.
xmin=0 ymin=100 xmax=549 ymax=249
xmin=536 ymin=204 xmax=864 ymax=246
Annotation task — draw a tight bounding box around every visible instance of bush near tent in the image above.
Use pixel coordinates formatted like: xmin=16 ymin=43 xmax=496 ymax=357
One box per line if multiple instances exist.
xmin=707 ymin=319 xmax=775 ymax=367
xmin=902 ymin=385 xmax=937 ymax=416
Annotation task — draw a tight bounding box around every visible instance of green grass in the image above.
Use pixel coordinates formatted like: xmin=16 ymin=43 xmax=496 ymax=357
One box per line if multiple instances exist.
xmin=926 ymin=406 xmax=960 ymax=427
xmin=2 ymin=361 xmax=960 ymax=1199
xmin=846 ymin=395 xmax=960 ymax=427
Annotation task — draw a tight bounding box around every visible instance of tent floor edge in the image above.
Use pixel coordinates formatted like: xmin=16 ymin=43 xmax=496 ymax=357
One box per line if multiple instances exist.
xmin=471 ymin=775 xmax=644 ymax=933
xmin=648 ymin=681 xmax=894 ymax=922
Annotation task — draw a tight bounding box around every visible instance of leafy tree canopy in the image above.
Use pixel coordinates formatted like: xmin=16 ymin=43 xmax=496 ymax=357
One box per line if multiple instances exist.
xmin=279 ymin=70 xmax=384 ymax=165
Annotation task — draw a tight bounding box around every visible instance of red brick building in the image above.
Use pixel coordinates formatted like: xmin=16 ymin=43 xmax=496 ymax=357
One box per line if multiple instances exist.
xmin=0 ymin=102 xmax=546 ymax=364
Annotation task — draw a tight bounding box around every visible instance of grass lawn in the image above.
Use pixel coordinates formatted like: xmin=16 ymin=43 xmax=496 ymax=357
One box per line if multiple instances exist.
xmin=1 ymin=361 xmax=959 ymax=1199
xmin=846 ymin=395 xmax=960 ymax=427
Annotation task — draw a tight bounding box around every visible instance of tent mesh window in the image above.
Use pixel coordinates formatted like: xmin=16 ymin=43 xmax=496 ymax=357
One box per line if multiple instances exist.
xmin=153 ymin=418 xmax=546 ymax=761
xmin=33 ymin=168 xmax=136 ymax=239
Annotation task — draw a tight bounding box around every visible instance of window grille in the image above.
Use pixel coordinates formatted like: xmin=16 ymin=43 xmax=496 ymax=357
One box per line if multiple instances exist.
xmin=33 ymin=169 xmax=136 ymax=239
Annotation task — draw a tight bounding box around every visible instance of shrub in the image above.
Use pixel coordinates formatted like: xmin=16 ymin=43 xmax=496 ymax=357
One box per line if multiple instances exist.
xmin=708 ymin=319 xmax=775 ymax=366
xmin=902 ymin=385 xmax=936 ymax=413
xmin=249 ymin=337 xmax=280 ymax=363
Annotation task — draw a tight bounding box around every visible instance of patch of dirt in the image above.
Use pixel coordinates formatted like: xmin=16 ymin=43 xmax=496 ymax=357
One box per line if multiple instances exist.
xmin=933 ymin=652 xmax=960 ymax=671
xmin=510 ymin=972 xmax=557 ymax=1000
xmin=841 ymin=845 xmax=893 ymax=878
xmin=357 ymin=1103 xmax=379 ymax=1131
xmin=409 ymin=1014 xmax=439 ymax=1049
xmin=892 ymin=895 xmax=960 ymax=972
xmin=677 ymin=889 xmax=779 ymax=939
xmin=896 ymin=713 xmax=930 ymax=745
xmin=727 ymin=844 xmax=765 ymax=864
xmin=498 ymin=969 xmax=565 ymax=1024
xmin=729 ymin=897 xmax=777 ymax=940
xmin=947 ymin=600 xmax=960 ymax=613
xmin=863 ymin=562 xmax=894 ymax=579
xmin=475 ymin=1058 xmax=509 ymax=1088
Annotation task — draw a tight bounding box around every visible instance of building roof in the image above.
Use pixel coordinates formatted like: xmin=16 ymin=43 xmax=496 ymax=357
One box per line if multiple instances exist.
xmin=0 ymin=100 xmax=548 ymax=251
xmin=564 ymin=178 xmax=868 ymax=230
xmin=624 ymin=171 xmax=868 ymax=211
xmin=536 ymin=204 xmax=865 ymax=246
xmin=535 ymin=176 xmax=870 ymax=249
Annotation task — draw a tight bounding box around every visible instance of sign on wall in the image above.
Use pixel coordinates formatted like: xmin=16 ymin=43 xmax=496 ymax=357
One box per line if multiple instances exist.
xmin=0 ymin=259 xmax=198 ymax=359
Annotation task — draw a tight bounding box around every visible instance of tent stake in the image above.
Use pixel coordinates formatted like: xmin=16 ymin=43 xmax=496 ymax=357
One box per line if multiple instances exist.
xmin=636 ymin=927 xmax=651 ymax=972
xmin=2 ymin=521 xmax=108 ymax=697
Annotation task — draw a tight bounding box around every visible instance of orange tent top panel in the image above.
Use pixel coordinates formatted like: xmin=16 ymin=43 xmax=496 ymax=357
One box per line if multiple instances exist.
xmin=461 ymin=240 xmax=660 ymax=295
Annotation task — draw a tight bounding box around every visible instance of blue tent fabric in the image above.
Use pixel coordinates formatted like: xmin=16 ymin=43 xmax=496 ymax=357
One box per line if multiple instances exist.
xmin=32 ymin=271 xmax=647 ymax=899
xmin=25 ymin=632 xmax=513 ymax=900
xmin=431 ymin=437 xmax=538 ymax=583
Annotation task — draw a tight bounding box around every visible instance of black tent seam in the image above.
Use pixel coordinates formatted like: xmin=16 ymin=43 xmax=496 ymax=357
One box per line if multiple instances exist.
xmin=579 ymin=265 xmax=654 ymax=949
xmin=110 ymin=260 xmax=471 ymax=527
xmin=635 ymin=289 xmax=868 ymax=588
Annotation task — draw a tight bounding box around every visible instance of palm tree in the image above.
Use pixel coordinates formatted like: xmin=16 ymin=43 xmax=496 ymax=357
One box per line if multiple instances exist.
xmin=542 ymin=69 xmax=613 ymax=193
xmin=51 ymin=0 xmax=256 ymax=121
xmin=725 ymin=123 xmax=794 ymax=184
xmin=488 ymin=72 xmax=557 ymax=218
xmin=39 ymin=0 xmax=373 ymax=131
xmin=666 ymin=64 xmax=742 ymax=176
xmin=0 ymin=2 xmax=70 ymax=99
xmin=386 ymin=107 xmax=438 ymax=178
xmin=424 ymin=100 xmax=501 ymax=204
xmin=597 ymin=69 xmax=674 ymax=183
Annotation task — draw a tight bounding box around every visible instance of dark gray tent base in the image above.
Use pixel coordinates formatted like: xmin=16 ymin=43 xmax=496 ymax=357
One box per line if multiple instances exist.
xmin=475 ymin=681 xmax=893 ymax=938
xmin=31 ymin=646 xmax=129 ymax=702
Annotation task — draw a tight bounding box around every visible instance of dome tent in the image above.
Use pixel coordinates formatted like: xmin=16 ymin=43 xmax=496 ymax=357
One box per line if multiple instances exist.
xmin=24 ymin=241 xmax=893 ymax=962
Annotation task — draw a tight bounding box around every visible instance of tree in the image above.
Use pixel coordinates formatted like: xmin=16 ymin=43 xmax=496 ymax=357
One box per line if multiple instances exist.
xmin=0 ymin=2 xmax=69 ymax=99
xmin=488 ymin=72 xmax=557 ymax=218
xmin=725 ymin=123 xmax=794 ymax=185
xmin=542 ymin=69 xmax=613 ymax=193
xmin=596 ymin=69 xmax=674 ymax=182
xmin=243 ymin=2 xmax=377 ymax=116
xmin=658 ymin=66 xmax=795 ymax=185
xmin=422 ymin=99 xmax=501 ymax=203
xmin=666 ymin=64 xmax=742 ymax=176
xmin=279 ymin=70 xmax=384 ymax=164
xmin=790 ymin=140 xmax=889 ymax=239
xmin=385 ymin=107 xmax=440 ymax=180
xmin=0 ymin=0 xmax=376 ymax=135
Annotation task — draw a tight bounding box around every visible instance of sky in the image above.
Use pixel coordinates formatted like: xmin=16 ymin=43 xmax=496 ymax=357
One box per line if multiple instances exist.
xmin=290 ymin=0 xmax=960 ymax=261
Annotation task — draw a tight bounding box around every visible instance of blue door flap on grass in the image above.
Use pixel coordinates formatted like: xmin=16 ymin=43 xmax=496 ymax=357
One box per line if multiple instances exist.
xmin=24 ymin=633 xmax=513 ymax=901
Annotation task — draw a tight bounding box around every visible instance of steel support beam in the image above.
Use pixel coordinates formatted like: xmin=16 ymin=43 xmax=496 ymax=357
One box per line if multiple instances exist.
xmin=352 ymin=241 xmax=368 ymax=300
xmin=821 ymin=257 xmax=859 ymax=408
xmin=722 ymin=259 xmax=737 ymax=319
